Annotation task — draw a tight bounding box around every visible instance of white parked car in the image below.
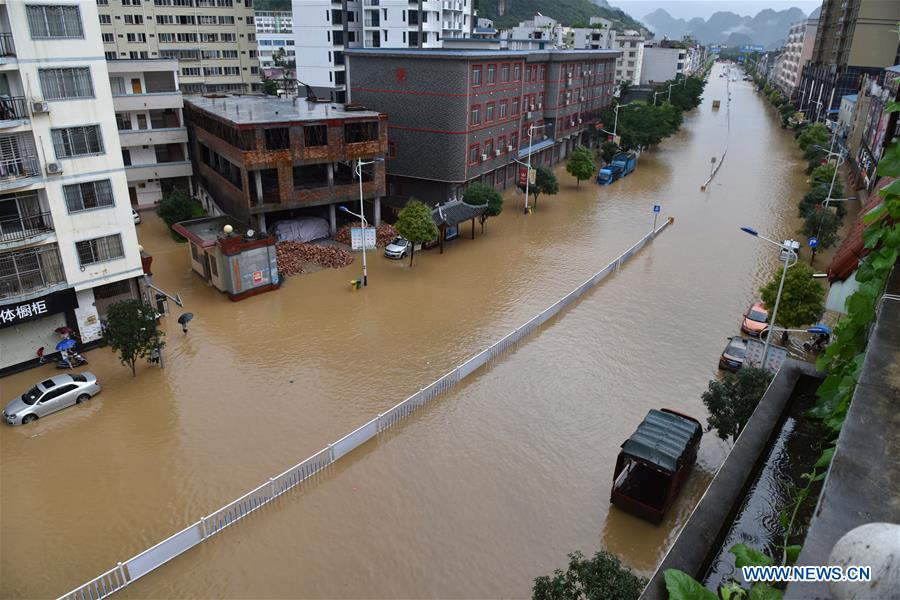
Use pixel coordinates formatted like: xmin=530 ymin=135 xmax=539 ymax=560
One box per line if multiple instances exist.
xmin=3 ymin=373 xmax=101 ymax=425
xmin=384 ymin=236 xmax=411 ymax=259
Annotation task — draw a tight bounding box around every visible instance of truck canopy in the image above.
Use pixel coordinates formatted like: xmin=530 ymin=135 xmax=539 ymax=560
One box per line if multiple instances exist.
xmin=620 ymin=409 xmax=701 ymax=473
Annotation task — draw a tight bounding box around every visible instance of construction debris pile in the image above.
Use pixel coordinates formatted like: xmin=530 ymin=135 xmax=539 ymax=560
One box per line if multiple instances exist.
xmin=276 ymin=242 xmax=354 ymax=276
xmin=333 ymin=222 xmax=399 ymax=247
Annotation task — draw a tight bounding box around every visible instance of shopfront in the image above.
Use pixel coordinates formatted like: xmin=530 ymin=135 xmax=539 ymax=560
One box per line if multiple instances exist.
xmin=0 ymin=288 xmax=79 ymax=375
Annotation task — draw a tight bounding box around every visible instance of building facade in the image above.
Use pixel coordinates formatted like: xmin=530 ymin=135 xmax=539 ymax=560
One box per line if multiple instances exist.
xmin=294 ymin=0 xmax=476 ymax=102
xmin=109 ymin=59 xmax=191 ymax=209
xmin=640 ymin=43 xmax=687 ymax=85
xmin=96 ymin=0 xmax=261 ymax=94
xmin=255 ymin=10 xmax=295 ymax=71
xmin=346 ymin=49 xmax=620 ymax=207
xmin=774 ymin=17 xmax=818 ymax=100
xmin=184 ymin=95 xmax=387 ymax=234
xmin=798 ymin=0 xmax=899 ymax=120
xmin=610 ymin=31 xmax=644 ymax=86
xmin=1 ymin=1 xmax=144 ymax=375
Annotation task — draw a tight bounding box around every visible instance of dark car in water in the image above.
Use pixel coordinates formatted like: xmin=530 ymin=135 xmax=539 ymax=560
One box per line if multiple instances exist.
xmin=718 ymin=337 xmax=748 ymax=372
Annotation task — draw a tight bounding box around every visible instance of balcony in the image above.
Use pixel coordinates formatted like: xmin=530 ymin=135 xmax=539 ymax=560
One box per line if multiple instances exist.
xmin=0 ymin=97 xmax=28 ymax=128
xmin=0 ymin=33 xmax=15 ymax=64
xmin=125 ymin=160 xmax=192 ymax=182
xmin=118 ymin=127 xmax=188 ymax=148
xmin=0 ymin=245 xmax=67 ymax=302
xmin=0 ymin=211 xmax=54 ymax=250
xmin=0 ymin=156 xmax=41 ymax=192
xmin=112 ymin=92 xmax=183 ymax=112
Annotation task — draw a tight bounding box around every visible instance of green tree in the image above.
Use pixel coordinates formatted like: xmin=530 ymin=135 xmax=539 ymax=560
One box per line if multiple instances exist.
xmin=565 ymin=145 xmax=596 ymax=188
xmin=157 ymin=189 xmax=201 ymax=228
xmin=760 ymin=261 xmax=825 ymax=328
xmin=530 ymin=165 xmax=559 ymax=208
xmin=600 ymin=141 xmax=619 ymax=164
xmin=394 ymin=198 xmax=438 ymax=265
xmin=272 ymin=47 xmax=297 ymax=96
xmin=801 ymin=208 xmax=843 ymax=252
xmin=463 ymin=182 xmax=503 ymax=232
xmin=104 ymin=299 xmax=165 ymax=377
xmin=797 ymin=123 xmax=830 ymax=152
xmin=702 ymin=367 xmax=773 ymax=442
xmin=533 ymin=550 xmax=647 ymax=600
xmin=261 ymin=76 xmax=279 ymax=96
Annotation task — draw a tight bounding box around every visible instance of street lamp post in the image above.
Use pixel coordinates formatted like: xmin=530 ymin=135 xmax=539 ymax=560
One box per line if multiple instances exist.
xmin=808 ymin=145 xmax=848 ymax=264
xmin=339 ymin=205 xmax=369 ymax=287
xmin=523 ymin=123 xmax=547 ymax=214
xmin=741 ymin=226 xmax=798 ymax=369
xmin=653 ymin=90 xmax=664 ymax=105
xmin=343 ymin=157 xmax=384 ymax=286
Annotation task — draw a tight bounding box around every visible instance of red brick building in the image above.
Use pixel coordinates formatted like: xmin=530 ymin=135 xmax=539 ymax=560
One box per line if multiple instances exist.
xmin=184 ymin=96 xmax=388 ymax=233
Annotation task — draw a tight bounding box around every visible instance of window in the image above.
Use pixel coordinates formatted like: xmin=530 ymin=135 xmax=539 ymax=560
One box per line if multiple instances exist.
xmin=499 ymin=100 xmax=507 ymax=120
xmin=470 ymin=104 xmax=480 ymax=126
xmin=127 ymin=33 xmax=146 ymax=43
xmin=510 ymin=132 xmax=518 ymax=149
xmin=181 ymin=67 xmax=201 ymax=77
xmin=264 ymin=127 xmax=290 ymax=150
xmin=102 ymin=33 xmax=113 ymax=42
xmin=525 ymin=66 xmax=531 ymax=82
xmin=303 ymin=124 xmax=327 ymax=146
xmin=76 ymin=234 xmax=124 ymax=266
xmin=99 ymin=14 xmax=111 ymax=24
xmin=123 ymin=14 xmax=143 ymax=24
xmin=39 ymin=68 xmax=94 ymax=100
xmin=344 ymin=121 xmax=378 ymax=143
xmin=498 ymin=135 xmax=506 ymax=154
xmin=27 ymin=5 xmax=84 ymax=39
xmin=501 ymin=64 xmax=509 ymax=83
xmin=468 ymin=143 xmax=479 ymax=165
xmin=513 ymin=63 xmax=521 ymax=81
xmin=487 ymin=64 xmax=496 ymax=85
xmin=484 ymin=139 xmax=493 ymax=158
xmin=129 ymin=51 xmax=148 ymax=59
xmin=64 ymin=179 xmax=114 ymax=212
xmin=538 ymin=65 xmax=546 ymax=80
xmin=471 ymin=66 xmax=482 ymax=86
xmin=511 ymin=96 xmax=520 ymax=116
xmin=51 ymin=125 xmax=104 ymax=158
xmin=115 ymin=113 xmax=130 ymax=130
xmin=486 ymin=102 xmax=495 ymax=122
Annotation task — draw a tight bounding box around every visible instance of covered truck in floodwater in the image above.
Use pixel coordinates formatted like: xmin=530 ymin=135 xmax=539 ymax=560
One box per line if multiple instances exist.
xmin=610 ymin=409 xmax=702 ymax=524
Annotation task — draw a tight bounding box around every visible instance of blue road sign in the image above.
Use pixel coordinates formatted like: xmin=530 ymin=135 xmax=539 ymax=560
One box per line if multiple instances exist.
xmin=653 ymin=204 xmax=661 ymax=213
xmin=808 ymin=237 xmax=819 ymax=248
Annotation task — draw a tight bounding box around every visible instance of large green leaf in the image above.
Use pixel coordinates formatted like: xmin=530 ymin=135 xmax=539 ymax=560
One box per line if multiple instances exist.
xmin=729 ymin=545 xmax=774 ymax=569
xmin=862 ymin=225 xmax=885 ymax=249
xmin=664 ymin=569 xmax=718 ymax=600
xmin=872 ymin=247 xmax=899 ymax=271
xmin=815 ymin=447 xmax=835 ymax=468
xmin=877 ymin=141 xmax=900 ymax=177
xmin=785 ymin=545 xmax=802 ymax=565
xmin=749 ymin=583 xmax=783 ymax=600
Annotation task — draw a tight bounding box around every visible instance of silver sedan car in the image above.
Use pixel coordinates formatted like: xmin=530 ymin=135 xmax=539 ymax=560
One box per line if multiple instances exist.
xmin=3 ymin=372 xmax=101 ymax=425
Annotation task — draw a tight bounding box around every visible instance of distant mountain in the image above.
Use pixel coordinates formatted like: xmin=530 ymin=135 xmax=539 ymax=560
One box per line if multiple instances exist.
xmin=641 ymin=6 xmax=807 ymax=48
xmin=481 ymin=0 xmax=645 ymax=30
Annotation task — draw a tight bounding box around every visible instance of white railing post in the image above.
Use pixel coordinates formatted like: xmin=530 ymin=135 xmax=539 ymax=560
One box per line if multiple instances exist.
xmin=327 ymin=443 xmax=335 ymax=464
xmin=117 ymin=562 xmax=128 ymax=586
xmin=199 ymin=516 xmax=207 ymax=538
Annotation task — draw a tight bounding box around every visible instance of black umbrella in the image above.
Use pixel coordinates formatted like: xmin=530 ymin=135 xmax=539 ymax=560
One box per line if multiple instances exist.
xmin=177 ymin=312 xmax=194 ymax=334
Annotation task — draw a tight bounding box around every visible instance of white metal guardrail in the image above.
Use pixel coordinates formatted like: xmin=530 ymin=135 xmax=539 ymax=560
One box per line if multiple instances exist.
xmin=58 ymin=218 xmax=673 ymax=600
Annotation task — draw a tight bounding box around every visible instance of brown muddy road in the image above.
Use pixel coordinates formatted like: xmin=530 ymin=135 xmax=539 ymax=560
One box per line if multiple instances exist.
xmin=1 ymin=64 xmax=812 ymax=598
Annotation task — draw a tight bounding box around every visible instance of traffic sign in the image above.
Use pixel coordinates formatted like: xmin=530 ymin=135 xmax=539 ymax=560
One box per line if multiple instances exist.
xmin=808 ymin=237 xmax=818 ymax=248
xmin=653 ymin=204 xmax=661 ymax=213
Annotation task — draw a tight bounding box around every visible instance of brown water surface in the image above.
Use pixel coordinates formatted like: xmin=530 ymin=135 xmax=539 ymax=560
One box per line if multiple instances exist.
xmin=1 ymin=64 xmax=814 ymax=598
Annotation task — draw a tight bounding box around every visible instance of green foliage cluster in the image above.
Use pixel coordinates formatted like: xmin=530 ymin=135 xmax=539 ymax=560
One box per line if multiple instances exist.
xmin=533 ymin=550 xmax=647 ymax=600
xmin=394 ymin=199 xmax=438 ymax=265
xmin=462 ymin=182 xmax=504 ymax=231
xmin=529 ymin=165 xmax=559 ymax=208
xmin=598 ymin=75 xmax=706 ymax=151
xmin=759 ymin=262 xmax=825 ymax=329
xmin=702 ymin=367 xmax=773 ymax=442
xmin=600 ymin=141 xmax=620 ymax=164
xmin=565 ymin=145 xmax=596 ymax=187
xmin=156 ymin=189 xmax=206 ymax=241
xmin=103 ymin=299 xmax=165 ymax=377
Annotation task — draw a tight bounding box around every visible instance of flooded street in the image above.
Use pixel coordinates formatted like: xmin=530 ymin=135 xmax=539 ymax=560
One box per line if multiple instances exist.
xmin=1 ymin=64 xmax=814 ymax=598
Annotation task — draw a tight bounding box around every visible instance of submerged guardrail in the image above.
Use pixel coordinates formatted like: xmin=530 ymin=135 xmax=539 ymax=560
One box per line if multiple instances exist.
xmin=59 ymin=217 xmax=674 ymax=600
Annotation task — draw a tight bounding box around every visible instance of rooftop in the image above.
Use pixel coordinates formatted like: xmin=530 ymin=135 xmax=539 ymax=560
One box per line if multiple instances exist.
xmin=431 ymin=200 xmax=487 ymax=227
xmin=620 ymin=409 xmax=701 ymax=473
xmin=345 ymin=48 xmax=621 ymax=60
xmin=184 ymin=95 xmax=382 ymax=126
xmin=172 ymin=216 xmax=250 ymax=248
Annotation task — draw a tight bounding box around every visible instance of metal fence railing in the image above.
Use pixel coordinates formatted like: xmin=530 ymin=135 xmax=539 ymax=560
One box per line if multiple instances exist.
xmin=57 ymin=218 xmax=673 ymax=600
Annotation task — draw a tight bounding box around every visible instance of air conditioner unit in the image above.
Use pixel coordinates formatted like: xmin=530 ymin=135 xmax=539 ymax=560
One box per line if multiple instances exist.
xmin=494 ymin=148 xmax=501 ymax=156
xmin=525 ymin=111 xmax=532 ymax=119
xmin=529 ymin=104 xmax=535 ymax=111
xmin=507 ymin=145 xmax=513 ymax=152
xmin=45 ymin=162 xmax=63 ymax=175
xmin=578 ymin=118 xmax=583 ymax=123
xmin=579 ymin=96 xmax=585 ymax=102
xmin=537 ymin=102 xmax=542 ymax=109
xmin=481 ymin=153 xmax=488 ymax=161
xmin=31 ymin=100 xmax=50 ymax=114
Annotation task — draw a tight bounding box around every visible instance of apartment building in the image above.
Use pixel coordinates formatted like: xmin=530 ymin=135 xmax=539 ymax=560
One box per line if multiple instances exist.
xmin=1 ymin=1 xmax=144 ymax=375
xmin=255 ymin=10 xmax=295 ymax=71
xmin=567 ymin=17 xmax=613 ymax=51
xmin=95 ymin=0 xmax=261 ymax=94
xmin=109 ymin=59 xmax=191 ymax=208
xmin=184 ymin=95 xmax=387 ymax=234
xmin=774 ymin=17 xmax=818 ymax=100
xmin=499 ymin=15 xmax=566 ymax=48
xmin=610 ymin=31 xmax=644 ymax=86
xmin=798 ymin=0 xmax=899 ymax=120
xmin=294 ymin=0 xmax=475 ymax=102
xmin=346 ymin=49 xmax=620 ymax=206
xmin=640 ymin=42 xmax=688 ymax=85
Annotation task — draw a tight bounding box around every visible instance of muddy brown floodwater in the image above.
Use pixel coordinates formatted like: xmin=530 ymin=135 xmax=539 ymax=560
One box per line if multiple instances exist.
xmin=1 ymin=64 xmax=814 ymax=598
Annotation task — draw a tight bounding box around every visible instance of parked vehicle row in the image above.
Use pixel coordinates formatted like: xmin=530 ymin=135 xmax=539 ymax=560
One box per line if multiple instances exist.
xmin=719 ymin=301 xmax=769 ymax=372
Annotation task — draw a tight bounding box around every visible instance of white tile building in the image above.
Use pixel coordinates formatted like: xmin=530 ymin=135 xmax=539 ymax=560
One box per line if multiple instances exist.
xmin=0 ymin=1 xmax=144 ymax=374
xmin=294 ymin=0 xmax=475 ymax=102
xmin=255 ymin=10 xmax=295 ymax=71
xmin=775 ymin=17 xmax=818 ymax=100
xmin=640 ymin=43 xmax=688 ymax=85
xmin=108 ymin=59 xmax=191 ymax=209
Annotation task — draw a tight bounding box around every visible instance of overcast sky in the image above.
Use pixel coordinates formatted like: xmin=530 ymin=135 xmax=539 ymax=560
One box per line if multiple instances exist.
xmin=611 ymin=1 xmax=823 ymax=20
